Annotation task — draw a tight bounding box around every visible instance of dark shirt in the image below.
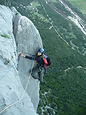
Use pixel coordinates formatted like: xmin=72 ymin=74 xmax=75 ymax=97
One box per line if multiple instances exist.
xmin=25 ymin=55 xmax=44 ymax=67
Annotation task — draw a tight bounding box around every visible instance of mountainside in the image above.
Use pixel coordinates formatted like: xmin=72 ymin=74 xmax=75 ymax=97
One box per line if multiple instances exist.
xmin=0 ymin=5 xmax=42 ymax=115
xmin=0 ymin=0 xmax=86 ymax=115
xmin=67 ymin=0 xmax=86 ymax=15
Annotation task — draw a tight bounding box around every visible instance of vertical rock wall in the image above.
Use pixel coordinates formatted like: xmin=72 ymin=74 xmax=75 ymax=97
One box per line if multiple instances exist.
xmin=12 ymin=7 xmax=43 ymax=110
xmin=0 ymin=5 xmax=42 ymax=115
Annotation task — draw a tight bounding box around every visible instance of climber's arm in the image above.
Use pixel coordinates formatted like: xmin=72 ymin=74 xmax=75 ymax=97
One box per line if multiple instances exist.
xmin=25 ymin=55 xmax=35 ymax=60
xmin=20 ymin=53 xmax=35 ymax=60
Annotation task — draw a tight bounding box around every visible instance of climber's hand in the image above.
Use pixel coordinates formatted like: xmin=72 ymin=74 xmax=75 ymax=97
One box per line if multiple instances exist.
xmin=20 ymin=53 xmax=25 ymax=57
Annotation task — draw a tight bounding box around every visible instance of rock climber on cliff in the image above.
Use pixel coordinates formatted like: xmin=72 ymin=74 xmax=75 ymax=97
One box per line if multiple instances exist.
xmin=20 ymin=48 xmax=51 ymax=83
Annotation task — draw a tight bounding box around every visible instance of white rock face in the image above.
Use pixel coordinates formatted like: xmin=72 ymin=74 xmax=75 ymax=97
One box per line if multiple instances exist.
xmin=59 ymin=0 xmax=86 ymax=35
xmin=0 ymin=5 xmax=42 ymax=115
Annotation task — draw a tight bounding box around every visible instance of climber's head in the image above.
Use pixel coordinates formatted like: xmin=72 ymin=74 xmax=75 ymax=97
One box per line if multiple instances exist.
xmin=37 ymin=48 xmax=44 ymax=56
xmin=39 ymin=48 xmax=44 ymax=54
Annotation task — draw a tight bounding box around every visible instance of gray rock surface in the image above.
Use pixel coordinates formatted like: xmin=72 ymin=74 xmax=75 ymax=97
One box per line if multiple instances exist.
xmin=0 ymin=5 xmax=42 ymax=115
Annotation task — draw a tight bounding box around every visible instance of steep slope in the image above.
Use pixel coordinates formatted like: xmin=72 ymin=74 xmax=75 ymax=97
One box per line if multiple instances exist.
xmin=20 ymin=0 xmax=86 ymax=115
xmin=0 ymin=5 xmax=42 ymax=115
xmin=12 ymin=7 xmax=42 ymax=110
xmin=1 ymin=0 xmax=86 ymax=115
xmin=67 ymin=0 xmax=86 ymax=15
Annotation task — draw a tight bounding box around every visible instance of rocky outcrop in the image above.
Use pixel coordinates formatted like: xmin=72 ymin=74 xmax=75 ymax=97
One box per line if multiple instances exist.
xmin=0 ymin=5 xmax=42 ymax=115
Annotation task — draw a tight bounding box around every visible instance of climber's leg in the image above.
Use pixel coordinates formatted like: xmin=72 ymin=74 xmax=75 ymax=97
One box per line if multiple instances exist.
xmin=39 ymin=68 xmax=45 ymax=83
xmin=31 ymin=67 xmax=40 ymax=79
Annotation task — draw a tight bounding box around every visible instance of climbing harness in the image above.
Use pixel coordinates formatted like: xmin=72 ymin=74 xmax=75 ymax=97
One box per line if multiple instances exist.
xmin=0 ymin=57 xmax=34 ymax=114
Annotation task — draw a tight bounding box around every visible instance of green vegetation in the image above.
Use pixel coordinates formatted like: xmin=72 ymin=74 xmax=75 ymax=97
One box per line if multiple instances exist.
xmin=38 ymin=67 xmax=86 ymax=115
xmin=15 ymin=12 xmax=18 ymax=15
xmin=28 ymin=1 xmax=86 ymax=114
xmin=31 ymin=1 xmax=40 ymax=7
xmin=68 ymin=0 xmax=86 ymax=15
xmin=1 ymin=0 xmax=86 ymax=114
xmin=31 ymin=12 xmax=49 ymax=23
xmin=1 ymin=34 xmax=10 ymax=39
xmin=50 ymin=0 xmax=57 ymax=3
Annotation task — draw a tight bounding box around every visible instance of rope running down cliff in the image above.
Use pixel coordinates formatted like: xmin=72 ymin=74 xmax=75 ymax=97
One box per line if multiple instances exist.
xmin=0 ymin=59 xmax=34 ymax=114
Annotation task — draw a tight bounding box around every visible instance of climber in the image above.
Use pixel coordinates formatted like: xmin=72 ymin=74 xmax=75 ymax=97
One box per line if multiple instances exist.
xmin=20 ymin=48 xmax=51 ymax=83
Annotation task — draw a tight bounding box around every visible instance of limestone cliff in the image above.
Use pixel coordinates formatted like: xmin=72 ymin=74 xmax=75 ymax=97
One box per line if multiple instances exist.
xmin=0 ymin=5 xmax=42 ymax=115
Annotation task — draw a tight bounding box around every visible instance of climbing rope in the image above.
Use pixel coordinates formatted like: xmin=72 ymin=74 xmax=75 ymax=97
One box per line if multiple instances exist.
xmin=0 ymin=57 xmax=34 ymax=114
